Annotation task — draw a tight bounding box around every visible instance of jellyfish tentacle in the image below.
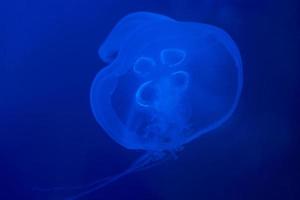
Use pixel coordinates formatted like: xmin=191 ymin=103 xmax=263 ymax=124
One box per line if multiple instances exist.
xmin=32 ymin=175 xmax=114 ymax=192
xmin=66 ymin=152 xmax=170 ymax=200
xmin=32 ymin=152 xmax=166 ymax=199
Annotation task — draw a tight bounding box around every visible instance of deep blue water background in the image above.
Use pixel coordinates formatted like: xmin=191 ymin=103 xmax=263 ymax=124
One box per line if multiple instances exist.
xmin=1 ymin=0 xmax=299 ymax=199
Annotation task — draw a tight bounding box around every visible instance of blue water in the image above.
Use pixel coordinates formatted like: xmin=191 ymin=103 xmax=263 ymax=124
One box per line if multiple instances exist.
xmin=1 ymin=0 xmax=299 ymax=200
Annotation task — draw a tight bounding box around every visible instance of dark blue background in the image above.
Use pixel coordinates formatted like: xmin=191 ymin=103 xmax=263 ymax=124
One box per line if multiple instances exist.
xmin=1 ymin=0 xmax=299 ymax=199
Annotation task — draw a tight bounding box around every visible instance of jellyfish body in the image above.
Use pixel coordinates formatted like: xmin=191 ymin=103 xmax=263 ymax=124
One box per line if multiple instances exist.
xmin=91 ymin=12 xmax=243 ymax=152
xmin=61 ymin=12 xmax=243 ymax=199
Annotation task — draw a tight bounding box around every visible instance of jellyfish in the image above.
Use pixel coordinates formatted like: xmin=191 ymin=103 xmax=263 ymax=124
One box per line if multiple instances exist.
xmin=35 ymin=12 xmax=243 ymax=199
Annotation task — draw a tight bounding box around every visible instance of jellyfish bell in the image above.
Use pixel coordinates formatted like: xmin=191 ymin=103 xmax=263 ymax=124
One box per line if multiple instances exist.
xmin=90 ymin=13 xmax=243 ymax=153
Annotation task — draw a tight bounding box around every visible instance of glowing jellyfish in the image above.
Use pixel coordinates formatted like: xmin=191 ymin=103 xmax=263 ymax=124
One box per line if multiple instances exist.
xmin=69 ymin=11 xmax=243 ymax=199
